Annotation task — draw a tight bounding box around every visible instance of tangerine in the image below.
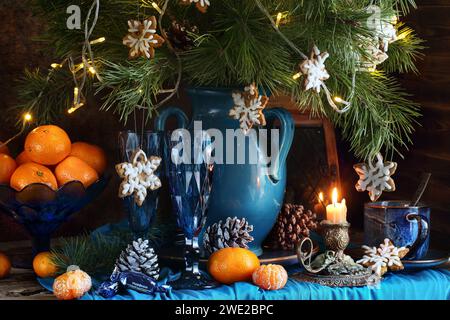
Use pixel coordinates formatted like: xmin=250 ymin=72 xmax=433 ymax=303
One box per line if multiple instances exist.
xmin=25 ymin=125 xmax=71 ymax=165
xmin=252 ymin=264 xmax=288 ymax=291
xmin=55 ymin=156 xmax=99 ymax=188
xmin=33 ymin=252 xmax=58 ymax=278
xmin=0 ymin=252 xmax=11 ymax=279
xmin=0 ymin=142 xmax=10 ymax=156
xmin=16 ymin=151 xmax=32 ymax=166
xmin=0 ymin=154 xmax=17 ymax=184
xmin=53 ymin=267 xmax=92 ymax=300
xmin=10 ymin=162 xmax=58 ymax=191
xmin=70 ymin=142 xmax=107 ymax=174
xmin=207 ymin=248 xmax=260 ymax=284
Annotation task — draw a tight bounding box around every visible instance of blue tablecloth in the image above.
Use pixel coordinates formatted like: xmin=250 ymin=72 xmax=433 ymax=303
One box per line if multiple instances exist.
xmin=39 ymin=267 xmax=450 ymax=300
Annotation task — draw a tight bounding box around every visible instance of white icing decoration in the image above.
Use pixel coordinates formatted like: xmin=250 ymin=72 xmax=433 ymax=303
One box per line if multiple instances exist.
xmin=116 ymin=149 xmax=162 ymax=206
xmin=299 ymin=46 xmax=330 ymax=93
xmin=354 ymin=153 xmax=397 ymax=202
xmin=229 ymin=84 xmax=267 ymax=132
xmin=357 ymin=239 xmax=408 ymax=276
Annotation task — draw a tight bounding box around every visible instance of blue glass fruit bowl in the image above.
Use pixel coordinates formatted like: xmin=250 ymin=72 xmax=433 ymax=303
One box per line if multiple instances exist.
xmin=0 ymin=177 xmax=109 ymax=257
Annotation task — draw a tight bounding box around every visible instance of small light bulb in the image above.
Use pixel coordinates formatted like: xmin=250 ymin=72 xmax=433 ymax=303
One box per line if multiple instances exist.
xmin=68 ymin=102 xmax=84 ymax=114
xmin=23 ymin=113 xmax=32 ymax=122
xmin=51 ymin=63 xmax=62 ymax=69
xmin=397 ymin=31 xmax=407 ymax=41
xmin=151 ymin=2 xmax=163 ymax=14
xmin=334 ymin=96 xmax=343 ymax=103
xmin=90 ymin=37 xmax=106 ymax=45
xmin=292 ymin=72 xmax=301 ymax=80
xmin=392 ymin=16 xmax=399 ymax=25
xmin=275 ymin=12 xmax=283 ymax=28
xmin=88 ymin=66 xmax=96 ymax=75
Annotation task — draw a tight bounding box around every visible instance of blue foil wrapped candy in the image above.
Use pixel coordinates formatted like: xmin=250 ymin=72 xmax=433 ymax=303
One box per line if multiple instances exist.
xmin=97 ymin=281 xmax=120 ymax=298
xmin=97 ymin=270 xmax=171 ymax=298
xmin=117 ymin=271 xmax=171 ymax=294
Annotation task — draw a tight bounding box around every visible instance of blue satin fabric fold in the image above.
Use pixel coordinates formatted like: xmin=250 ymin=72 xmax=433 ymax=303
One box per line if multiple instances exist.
xmin=38 ymin=268 xmax=450 ymax=300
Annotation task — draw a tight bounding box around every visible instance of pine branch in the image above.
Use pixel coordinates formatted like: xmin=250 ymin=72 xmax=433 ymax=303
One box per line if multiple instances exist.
xmin=381 ymin=24 xmax=425 ymax=74
xmin=51 ymin=222 xmax=175 ymax=276
xmin=13 ymin=0 xmax=424 ymax=160
xmin=333 ymin=72 xmax=421 ymax=161
xmin=12 ymin=68 xmax=74 ymax=125
xmin=96 ymin=53 xmax=176 ymax=123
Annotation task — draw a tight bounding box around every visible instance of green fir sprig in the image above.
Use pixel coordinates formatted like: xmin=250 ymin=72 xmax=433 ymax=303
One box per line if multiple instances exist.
xmin=51 ymin=222 xmax=174 ymax=276
xmin=11 ymin=0 xmax=424 ymax=160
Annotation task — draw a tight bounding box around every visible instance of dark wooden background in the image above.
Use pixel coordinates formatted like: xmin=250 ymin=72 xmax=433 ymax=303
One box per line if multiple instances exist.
xmin=0 ymin=1 xmax=448 ymax=249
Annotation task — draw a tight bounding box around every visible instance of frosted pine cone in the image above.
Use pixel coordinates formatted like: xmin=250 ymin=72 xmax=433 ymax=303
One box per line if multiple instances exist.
xmin=115 ymin=238 xmax=160 ymax=280
xmin=203 ymin=217 xmax=254 ymax=255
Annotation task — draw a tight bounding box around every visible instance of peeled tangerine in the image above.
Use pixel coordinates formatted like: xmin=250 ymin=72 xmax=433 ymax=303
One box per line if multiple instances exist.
xmin=53 ymin=265 xmax=92 ymax=300
xmin=252 ymin=264 xmax=288 ymax=291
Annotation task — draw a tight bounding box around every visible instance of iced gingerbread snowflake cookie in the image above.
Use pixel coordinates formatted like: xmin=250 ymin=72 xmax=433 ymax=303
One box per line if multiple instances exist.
xmin=357 ymin=238 xmax=409 ymax=276
xmin=123 ymin=16 xmax=165 ymax=59
xmin=299 ymin=46 xmax=330 ymax=93
xmin=354 ymin=153 xmax=397 ymax=202
xmin=229 ymin=83 xmax=268 ymax=133
xmin=116 ymin=149 xmax=162 ymax=206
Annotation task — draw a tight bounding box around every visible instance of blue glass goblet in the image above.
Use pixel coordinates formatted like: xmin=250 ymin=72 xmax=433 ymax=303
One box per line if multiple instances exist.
xmin=165 ymin=130 xmax=218 ymax=290
xmin=118 ymin=131 xmax=163 ymax=240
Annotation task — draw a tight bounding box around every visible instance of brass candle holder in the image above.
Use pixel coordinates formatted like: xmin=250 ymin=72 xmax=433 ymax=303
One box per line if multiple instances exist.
xmin=293 ymin=220 xmax=380 ymax=287
xmin=322 ymin=220 xmax=350 ymax=259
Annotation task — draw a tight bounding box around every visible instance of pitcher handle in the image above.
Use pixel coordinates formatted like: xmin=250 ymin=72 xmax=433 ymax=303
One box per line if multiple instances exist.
xmin=263 ymin=107 xmax=295 ymax=182
xmin=405 ymin=213 xmax=429 ymax=259
xmin=154 ymin=106 xmax=189 ymax=131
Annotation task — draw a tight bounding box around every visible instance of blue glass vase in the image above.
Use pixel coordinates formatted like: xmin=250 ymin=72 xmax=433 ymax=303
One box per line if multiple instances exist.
xmin=164 ymin=131 xmax=218 ymax=290
xmin=118 ymin=131 xmax=163 ymax=240
xmin=0 ymin=179 xmax=109 ymax=257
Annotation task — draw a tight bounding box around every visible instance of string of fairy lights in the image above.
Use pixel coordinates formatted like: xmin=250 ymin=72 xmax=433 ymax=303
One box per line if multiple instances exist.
xmin=5 ymin=1 xmax=404 ymax=148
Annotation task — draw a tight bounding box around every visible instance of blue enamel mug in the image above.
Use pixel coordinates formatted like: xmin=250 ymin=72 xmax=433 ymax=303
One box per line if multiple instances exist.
xmin=364 ymin=201 xmax=430 ymax=260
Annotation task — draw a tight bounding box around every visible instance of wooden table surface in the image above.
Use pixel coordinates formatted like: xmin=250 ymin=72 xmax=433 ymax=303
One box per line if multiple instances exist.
xmin=0 ymin=240 xmax=56 ymax=300
xmin=1 ymin=238 xmax=449 ymax=301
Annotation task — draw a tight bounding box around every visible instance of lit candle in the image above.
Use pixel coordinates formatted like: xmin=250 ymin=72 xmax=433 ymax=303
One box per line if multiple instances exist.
xmin=326 ymin=188 xmax=347 ymax=224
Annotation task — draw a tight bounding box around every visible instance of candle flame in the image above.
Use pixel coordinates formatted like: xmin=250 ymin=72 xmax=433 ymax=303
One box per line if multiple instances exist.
xmin=318 ymin=192 xmax=324 ymax=202
xmin=332 ymin=187 xmax=338 ymax=205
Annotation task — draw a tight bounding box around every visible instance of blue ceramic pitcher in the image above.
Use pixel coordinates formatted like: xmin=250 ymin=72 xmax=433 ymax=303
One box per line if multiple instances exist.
xmin=155 ymin=87 xmax=294 ymax=256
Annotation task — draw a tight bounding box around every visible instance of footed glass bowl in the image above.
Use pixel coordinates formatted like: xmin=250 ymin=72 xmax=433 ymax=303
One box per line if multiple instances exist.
xmin=0 ymin=177 xmax=109 ymax=256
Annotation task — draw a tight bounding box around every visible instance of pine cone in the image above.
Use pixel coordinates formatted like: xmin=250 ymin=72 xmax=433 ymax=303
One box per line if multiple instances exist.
xmin=269 ymin=204 xmax=318 ymax=251
xmin=203 ymin=217 xmax=254 ymax=255
xmin=115 ymin=238 xmax=160 ymax=280
xmin=166 ymin=18 xmax=199 ymax=51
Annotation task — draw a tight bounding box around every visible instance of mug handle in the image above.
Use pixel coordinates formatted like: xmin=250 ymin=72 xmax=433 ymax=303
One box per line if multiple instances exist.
xmin=405 ymin=213 xmax=429 ymax=259
xmin=263 ymin=107 xmax=295 ymax=182
xmin=154 ymin=106 xmax=189 ymax=131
